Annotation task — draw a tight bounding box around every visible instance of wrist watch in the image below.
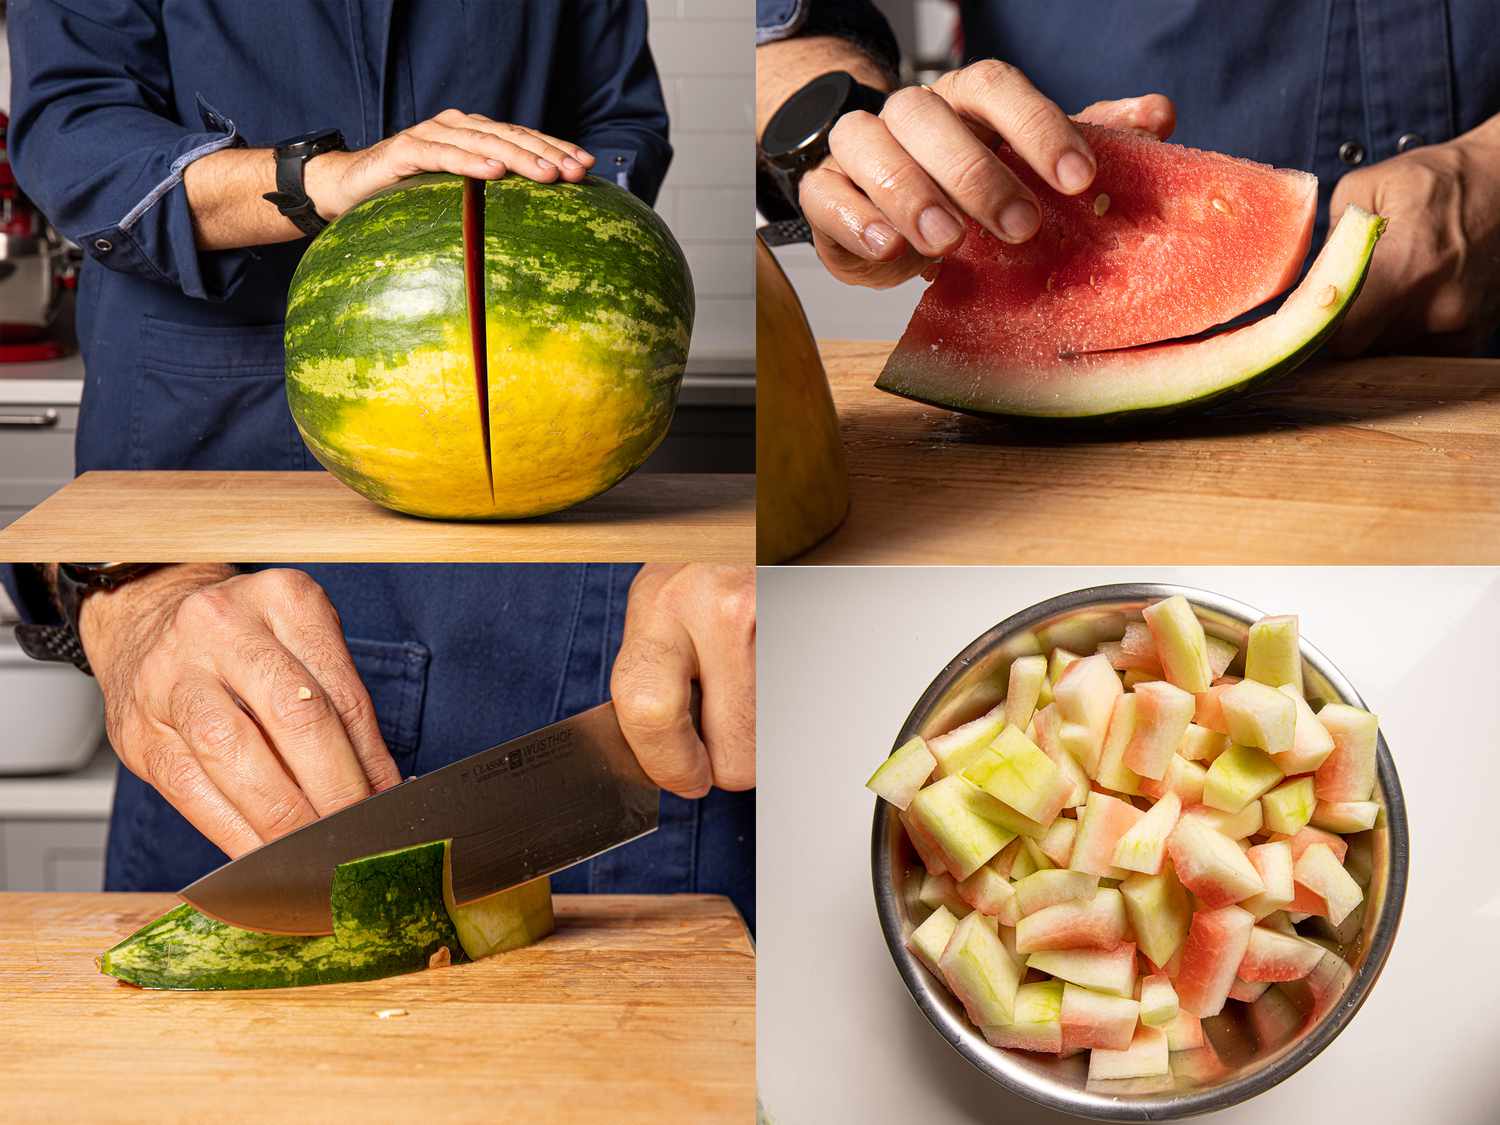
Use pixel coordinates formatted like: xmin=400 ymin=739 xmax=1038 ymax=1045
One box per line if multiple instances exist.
xmin=263 ymin=128 xmax=347 ymax=236
xmin=757 ymin=71 xmax=888 ymax=244
xmin=14 ymin=564 xmax=162 ymax=675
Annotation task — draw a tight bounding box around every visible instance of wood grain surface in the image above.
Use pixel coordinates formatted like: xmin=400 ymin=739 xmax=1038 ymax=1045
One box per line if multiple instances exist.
xmin=0 ymin=471 xmax=755 ymax=563
xmin=795 ymin=341 xmax=1500 ymax=564
xmin=0 ymin=893 xmax=754 ymax=1123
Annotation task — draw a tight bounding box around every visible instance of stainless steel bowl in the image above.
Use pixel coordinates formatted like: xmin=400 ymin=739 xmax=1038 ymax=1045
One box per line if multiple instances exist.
xmin=871 ymin=583 xmax=1408 ymax=1120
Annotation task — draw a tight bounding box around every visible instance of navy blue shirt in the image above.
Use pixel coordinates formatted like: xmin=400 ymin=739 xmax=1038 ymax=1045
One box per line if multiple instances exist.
xmin=760 ymin=0 xmax=1500 ymax=248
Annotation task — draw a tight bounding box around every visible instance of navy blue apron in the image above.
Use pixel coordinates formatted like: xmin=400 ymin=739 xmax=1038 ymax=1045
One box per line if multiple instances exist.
xmin=8 ymin=3 xmax=754 ymax=929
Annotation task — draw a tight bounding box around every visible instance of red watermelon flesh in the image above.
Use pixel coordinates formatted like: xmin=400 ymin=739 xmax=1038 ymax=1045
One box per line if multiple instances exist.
xmin=894 ymin=125 xmax=1316 ymax=371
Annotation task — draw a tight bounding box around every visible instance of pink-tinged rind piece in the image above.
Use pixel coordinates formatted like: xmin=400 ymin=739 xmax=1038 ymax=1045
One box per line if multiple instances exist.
xmin=1313 ymin=702 xmax=1379 ymax=802
xmin=1052 ymin=654 xmax=1124 ymax=776
xmin=1015 ymin=888 xmax=1128 ymax=954
xmin=1293 ymin=842 xmax=1364 ymax=926
xmin=1242 ymin=840 xmax=1295 ymax=918
xmin=1166 ymin=815 xmax=1264 ymax=907
xmin=1087 ymin=1024 xmax=1170 ymax=1082
xmin=1062 ymin=983 xmax=1142 ymax=1051
xmin=1026 ymin=943 xmax=1138 ymax=997
xmin=1070 ymin=791 xmax=1145 ymax=878
xmin=1112 ymin=791 xmax=1182 ymax=875
xmin=1237 ymin=925 xmax=1325 ymax=982
xmin=1273 ymin=685 xmax=1336 ymax=773
xmin=1219 ymin=680 xmax=1295 ymax=755
xmin=1175 ymin=905 xmax=1255 ymax=1017
xmin=1142 ymin=597 xmax=1214 ymax=694
xmin=1124 ymin=680 xmax=1196 ymax=779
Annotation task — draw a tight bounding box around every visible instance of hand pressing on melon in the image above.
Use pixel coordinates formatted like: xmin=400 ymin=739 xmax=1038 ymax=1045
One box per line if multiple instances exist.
xmin=611 ymin=565 xmax=756 ymax=799
xmin=185 ymin=109 xmax=594 ymax=250
xmin=75 ymin=565 xmax=400 ymax=858
xmin=1327 ymin=119 xmax=1500 ymax=356
xmin=798 ymin=58 xmax=1173 ymax=288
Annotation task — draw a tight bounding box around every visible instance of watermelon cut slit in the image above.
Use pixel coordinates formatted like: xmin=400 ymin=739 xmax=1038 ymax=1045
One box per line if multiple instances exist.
xmin=462 ymin=177 xmax=493 ymax=500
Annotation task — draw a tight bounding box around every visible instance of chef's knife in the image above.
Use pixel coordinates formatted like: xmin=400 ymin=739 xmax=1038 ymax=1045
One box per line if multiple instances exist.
xmin=178 ymin=699 xmax=662 ymax=934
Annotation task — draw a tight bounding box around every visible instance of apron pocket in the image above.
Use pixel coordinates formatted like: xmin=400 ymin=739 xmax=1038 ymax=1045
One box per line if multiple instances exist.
xmin=130 ymin=316 xmax=310 ymax=470
xmin=345 ymin=636 xmax=431 ymax=772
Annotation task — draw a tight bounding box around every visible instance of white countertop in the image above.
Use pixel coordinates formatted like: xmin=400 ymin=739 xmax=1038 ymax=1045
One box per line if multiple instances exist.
xmin=0 ymin=354 xmax=85 ymax=405
xmin=758 ymin=567 xmax=1500 ymax=1125
xmin=0 ymin=742 xmax=116 ymax=818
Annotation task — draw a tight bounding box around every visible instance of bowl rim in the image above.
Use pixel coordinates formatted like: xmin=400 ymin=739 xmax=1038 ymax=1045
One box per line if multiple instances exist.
xmin=870 ymin=581 xmax=1409 ymax=1121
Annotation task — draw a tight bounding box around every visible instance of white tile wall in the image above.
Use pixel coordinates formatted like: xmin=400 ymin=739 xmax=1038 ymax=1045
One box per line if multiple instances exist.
xmin=648 ymin=1 xmax=753 ymax=368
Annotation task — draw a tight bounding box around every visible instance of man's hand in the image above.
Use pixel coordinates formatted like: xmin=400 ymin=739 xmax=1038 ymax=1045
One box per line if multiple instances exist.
xmin=611 ymin=565 xmax=755 ymax=798
xmin=1328 ymin=122 xmax=1500 ymax=356
xmin=79 ymin=565 xmax=399 ymax=859
xmin=799 ymin=60 xmax=1175 ymax=288
xmin=184 ymin=109 xmax=595 ymax=251
xmin=304 ymin=110 xmax=595 ymax=223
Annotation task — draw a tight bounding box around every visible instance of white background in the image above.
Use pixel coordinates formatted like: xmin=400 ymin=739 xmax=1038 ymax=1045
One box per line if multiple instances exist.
xmin=758 ymin=567 xmax=1500 ymax=1125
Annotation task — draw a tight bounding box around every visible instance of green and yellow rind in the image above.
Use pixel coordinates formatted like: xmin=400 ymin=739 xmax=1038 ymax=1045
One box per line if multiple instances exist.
xmin=99 ymin=840 xmax=461 ymax=990
xmin=283 ymin=172 xmax=693 ymax=520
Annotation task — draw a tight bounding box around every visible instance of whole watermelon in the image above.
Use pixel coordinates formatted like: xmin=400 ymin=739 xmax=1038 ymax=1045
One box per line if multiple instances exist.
xmin=284 ymin=173 xmax=693 ymax=519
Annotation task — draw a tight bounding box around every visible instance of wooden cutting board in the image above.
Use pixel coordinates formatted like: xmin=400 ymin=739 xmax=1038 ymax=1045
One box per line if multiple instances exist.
xmin=0 ymin=893 xmax=753 ymax=1123
xmin=0 ymin=471 xmax=755 ymax=563
xmin=797 ymin=341 xmax=1500 ymax=563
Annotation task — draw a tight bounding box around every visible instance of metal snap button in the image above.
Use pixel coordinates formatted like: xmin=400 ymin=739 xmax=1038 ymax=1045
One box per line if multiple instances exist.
xmin=613 ymin=154 xmax=627 ymax=165
xmin=1338 ymin=141 xmax=1365 ymax=166
xmin=93 ymin=238 xmax=113 ymax=253
xmin=1397 ymin=132 xmax=1424 ymax=153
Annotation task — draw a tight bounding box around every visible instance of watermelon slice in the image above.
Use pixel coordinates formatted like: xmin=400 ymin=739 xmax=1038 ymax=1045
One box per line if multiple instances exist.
xmin=1138 ymin=972 xmax=1180 ymax=1028
xmin=918 ymin=871 xmax=971 ymax=917
xmin=1070 ymin=791 xmax=1144 ymax=878
xmin=927 ymin=706 xmax=1007 ymax=778
xmin=1314 ymin=703 xmax=1380 ymax=802
xmin=1161 ymin=1009 xmax=1205 ymax=1052
xmin=1242 ymin=840 xmax=1296 ymax=918
xmin=1112 ymin=790 xmax=1182 ymax=875
xmin=1261 ymin=776 xmax=1317 ymax=835
xmin=1245 ymin=615 xmax=1302 ymax=696
xmin=982 ymin=979 xmax=1066 ymax=1053
xmin=957 ymin=863 xmax=1021 ymax=925
xmin=878 ymin=198 xmax=1384 ymax=420
xmin=1142 ymin=597 xmax=1214 ymax=695
xmin=1051 ymin=654 xmax=1123 ymax=776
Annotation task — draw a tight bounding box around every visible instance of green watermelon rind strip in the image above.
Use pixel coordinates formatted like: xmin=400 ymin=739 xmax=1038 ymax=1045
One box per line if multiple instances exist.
xmin=98 ymin=841 xmax=552 ymax=991
xmin=876 ymin=206 xmax=1386 ymax=422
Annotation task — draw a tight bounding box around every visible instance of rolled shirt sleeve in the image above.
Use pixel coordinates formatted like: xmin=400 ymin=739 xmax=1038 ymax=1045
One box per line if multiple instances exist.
xmin=755 ymin=0 xmax=901 ymax=77
xmin=8 ymin=0 xmax=255 ymax=301
xmin=547 ymin=0 xmax=672 ymax=205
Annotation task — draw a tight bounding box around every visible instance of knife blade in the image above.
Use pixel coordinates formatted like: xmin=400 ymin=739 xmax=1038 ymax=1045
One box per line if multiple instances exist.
xmin=178 ymin=699 xmax=660 ymax=934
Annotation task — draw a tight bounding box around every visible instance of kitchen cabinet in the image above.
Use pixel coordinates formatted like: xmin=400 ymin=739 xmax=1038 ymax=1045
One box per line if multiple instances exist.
xmin=0 ymin=744 xmax=114 ymax=891
xmin=0 ymin=356 xmax=83 ymax=527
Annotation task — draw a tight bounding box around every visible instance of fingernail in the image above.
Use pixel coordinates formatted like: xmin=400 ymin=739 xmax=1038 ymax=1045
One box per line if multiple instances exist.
xmin=1056 ymin=149 xmax=1094 ymax=193
xmin=861 ymin=221 xmax=897 ymax=256
xmin=537 ymin=158 xmax=555 ymax=171
xmin=999 ymin=199 xmax=1040 ymax=242
xmin=917 ymin=206 xmax=963 ymax=250
xmin=485 ymin=158 xmax=504 ymax=168
xmin=562 ymin=156 xmax=581 ymax=171
xmin=576 ymin=151 xmax=595 ymax=165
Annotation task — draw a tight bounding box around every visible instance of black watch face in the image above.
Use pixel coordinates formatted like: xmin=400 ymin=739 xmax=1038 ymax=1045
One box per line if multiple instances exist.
xmin=277 ymin=129 xmax=344 ymax=156
xmin=762 ymin=71 xmax=856 ymax=161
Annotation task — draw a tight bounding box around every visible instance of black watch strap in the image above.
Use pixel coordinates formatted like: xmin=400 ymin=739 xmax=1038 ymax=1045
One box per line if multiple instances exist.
xmin=14 ymin=564 xmax=162 ymax=676
xmin=263 ymin=130 xmax=346 ymax=236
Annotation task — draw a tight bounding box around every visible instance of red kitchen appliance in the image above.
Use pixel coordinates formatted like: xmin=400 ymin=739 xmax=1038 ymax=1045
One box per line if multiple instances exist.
xmin=0 ymin=110 xmax=78 ymax=361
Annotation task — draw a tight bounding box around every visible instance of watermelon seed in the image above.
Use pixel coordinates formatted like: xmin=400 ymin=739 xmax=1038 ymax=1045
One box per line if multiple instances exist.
xmin=1093 ymin=193 xmax=1111 ymax=217
xmin=1317 ymin=285 xmax=1338 ymax=307
xmin=1211 ymin=197 xmax=1231 ymax=214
